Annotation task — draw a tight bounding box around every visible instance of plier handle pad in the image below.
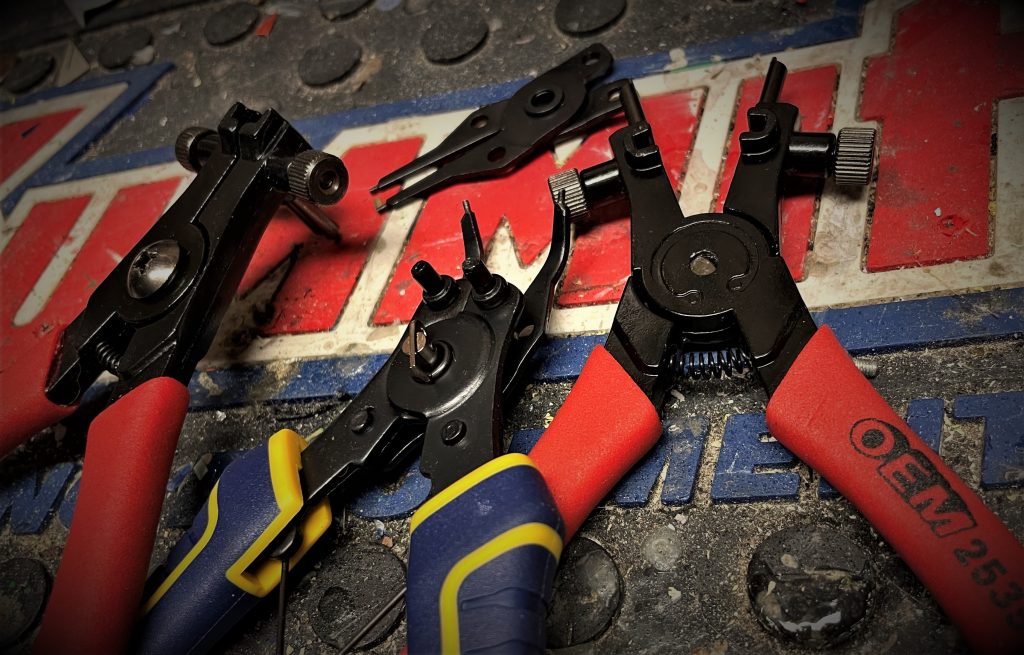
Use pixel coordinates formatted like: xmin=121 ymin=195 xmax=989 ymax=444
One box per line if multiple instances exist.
xmin=525 ymin=62 xmax=1023 ymax=654
xmin=136 ymin=198 xmax=571 ymax=654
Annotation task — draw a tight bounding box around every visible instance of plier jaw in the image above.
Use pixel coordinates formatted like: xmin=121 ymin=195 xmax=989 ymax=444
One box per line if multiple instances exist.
xmin=569 ymin=61 xmax=866 ymax=408
xmin=3 ymin=102 xmax=349 ymax=655
xmin=299 ymin=194 xmax=572 ymax=504
xmin=45 ymin=103 xmax=348 ymax=408
xmin=372 ymin=44 xmax=626 ymax=211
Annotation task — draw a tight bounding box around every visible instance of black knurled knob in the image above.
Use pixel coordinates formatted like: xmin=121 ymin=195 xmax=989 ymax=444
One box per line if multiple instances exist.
xmin=833 ymin=127 xmax=876 ymax=186
xmin=174 ymin=126 xmax=214 ymax=173
xmin=287 ymin=150 xmax=349 ymax=204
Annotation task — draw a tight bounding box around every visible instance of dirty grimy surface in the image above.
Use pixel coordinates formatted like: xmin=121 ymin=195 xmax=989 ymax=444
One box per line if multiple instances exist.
xmin=0 ymin=0 xmax=834 ymax=159
xmin=3 ymin=336 xmax=1018 ymax=654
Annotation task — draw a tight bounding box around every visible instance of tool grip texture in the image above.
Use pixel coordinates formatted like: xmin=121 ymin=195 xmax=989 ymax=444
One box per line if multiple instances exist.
xmin=407 ymin=454 xmax=563 ymax=654
xmin=135 ymin=429 xmax=331 ymax=655
xmin=766 ymin=326 xmax=1024 ymax=654
xmin=0 ymin=328 xmax=76 ymax=458
xmin=529 ymin=345 xmax=663 ymax=540
xmin=34 ymin=377 xmax=189 ymax=655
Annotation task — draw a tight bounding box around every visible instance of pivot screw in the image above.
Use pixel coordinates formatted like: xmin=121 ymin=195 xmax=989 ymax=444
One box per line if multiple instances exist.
xmin=441 ymin=420 xmax=466 ymax=445
xmin=402 ymin=320 xmax=449 ymax=382
xmin=127 ymin=239 xmax=181 ymax=299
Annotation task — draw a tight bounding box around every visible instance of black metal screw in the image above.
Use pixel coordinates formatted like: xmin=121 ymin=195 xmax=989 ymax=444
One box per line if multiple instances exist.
xmin=441 ymin=420 xmax=466 ymax=445
xmin=126 ymin=239 xmax=180 ymax=299
xmin=349 ymin=407 xmax=373 ymax=434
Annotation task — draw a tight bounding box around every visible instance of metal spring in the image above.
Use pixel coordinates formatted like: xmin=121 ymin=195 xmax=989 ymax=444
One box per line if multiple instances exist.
xmin=670 ymin=347 xmax=751 ymax=380
xmin=93 ymin=341 xmax=121 ymax=375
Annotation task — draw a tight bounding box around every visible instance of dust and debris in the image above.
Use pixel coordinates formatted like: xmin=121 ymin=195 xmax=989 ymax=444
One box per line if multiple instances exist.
xmin=196 ymin=371 xmax=223 ymax=396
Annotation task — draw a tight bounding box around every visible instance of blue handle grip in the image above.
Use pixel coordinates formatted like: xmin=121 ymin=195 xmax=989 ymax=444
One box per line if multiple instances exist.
xmin=407 ymin=454 xmax=564 ymax=654
xmin=135 ymin=429 xmax=331 ymax=655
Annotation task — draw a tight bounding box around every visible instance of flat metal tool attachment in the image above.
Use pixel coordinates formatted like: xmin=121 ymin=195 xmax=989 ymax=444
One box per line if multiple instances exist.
xmin=372 ymin=44 xmax=628 ymax=211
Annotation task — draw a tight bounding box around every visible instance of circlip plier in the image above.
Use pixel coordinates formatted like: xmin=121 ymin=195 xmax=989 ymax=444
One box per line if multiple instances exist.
xmin=372 ymin=43 xmax=629 ymax=212
xmin=410 ymin=61 xmax=1024 ymax=654
xmin=0 ymin=103 xmax=348 ymax=654
xmin=134 ymin=194 xmax=572 ymax=654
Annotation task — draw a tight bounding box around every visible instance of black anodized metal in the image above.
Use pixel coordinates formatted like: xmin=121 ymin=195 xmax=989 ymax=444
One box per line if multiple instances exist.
xmin=45 ymin=103 xmax=346 ymax=406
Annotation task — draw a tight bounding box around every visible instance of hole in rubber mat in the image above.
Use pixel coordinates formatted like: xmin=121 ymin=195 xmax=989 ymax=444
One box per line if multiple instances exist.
xmin=545 ymin=537 xmax=623 ymax=647
xmin=746 ymin=525 xmax=874 ymax=648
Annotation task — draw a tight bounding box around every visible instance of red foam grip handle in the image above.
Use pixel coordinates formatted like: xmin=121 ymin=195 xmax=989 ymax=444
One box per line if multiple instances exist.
xmin=767 ymin=326 xmax=1024 ymax=654
xmin=529 ymin=345 xmax=662 ymax=541
xmin=0 ymin=328 xmax=76 ymax=458
xmin=34 ymin=377 xmax=189 ymax=655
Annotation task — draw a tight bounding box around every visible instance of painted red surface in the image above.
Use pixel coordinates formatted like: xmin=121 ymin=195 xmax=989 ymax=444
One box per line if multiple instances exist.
xmin=0 ymin=179 xmax=181 ymax=369
xmin=0 ymin=108 xmax=82 ymax=184
xmin=860 ymin=0 xmax=1024 ymax=271
xmin=0 ymin=196 xmax=91 ymax=331
xmin=717 ymin=66 xmax=837 ymax=281
xmin=373 ymin=90 xmax=704 ymax=324
xmin=240 ymin=138 xmax=423 ymax=335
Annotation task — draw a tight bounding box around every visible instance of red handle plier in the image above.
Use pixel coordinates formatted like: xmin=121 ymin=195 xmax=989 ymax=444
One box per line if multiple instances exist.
xmin=0 ymin=103 xmax=347 ymax=654
xmin=529 ymin=62 xmax=1024 ymax=653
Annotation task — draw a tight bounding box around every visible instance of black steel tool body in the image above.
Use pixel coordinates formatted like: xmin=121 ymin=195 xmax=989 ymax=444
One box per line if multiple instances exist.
xmin=135 ymin=196 xmax=572 ymax=655
xmin=0 ymin=102 xmax=347 ymax=655
xmin=372 ymin=43 xmax=628 ymax=211
xmin=523 ymin=62 xmax=1024 ymax=655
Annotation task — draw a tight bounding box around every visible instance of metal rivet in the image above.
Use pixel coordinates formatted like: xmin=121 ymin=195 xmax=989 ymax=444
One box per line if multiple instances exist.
xmin=441 ymin=420 xmax=466 ymax=445
xmin=349 ymin=407 xmax=373 ymax=434
xmin=689 ymin=251 xmax=717 ymax=277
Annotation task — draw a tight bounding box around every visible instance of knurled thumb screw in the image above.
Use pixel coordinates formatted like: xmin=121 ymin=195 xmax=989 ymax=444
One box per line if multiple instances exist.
xmin=833 ymin=127 xmax=877 ymax=186
xmin=287 ymin=150 xmax=349 ymax=204
xmin=174 ymin=126 xmax=215 ymax=173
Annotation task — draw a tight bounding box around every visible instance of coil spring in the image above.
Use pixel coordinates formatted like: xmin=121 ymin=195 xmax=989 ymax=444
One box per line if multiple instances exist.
xmin=670 ymin=347 xmax=751 ymax=380
xmin=93 ymin=341 xmax=121 ymax=375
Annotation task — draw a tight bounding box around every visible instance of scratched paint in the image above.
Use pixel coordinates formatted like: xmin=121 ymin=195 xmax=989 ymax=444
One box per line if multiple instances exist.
xmin=0 ymin=0 xmax=1020 ymax=373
